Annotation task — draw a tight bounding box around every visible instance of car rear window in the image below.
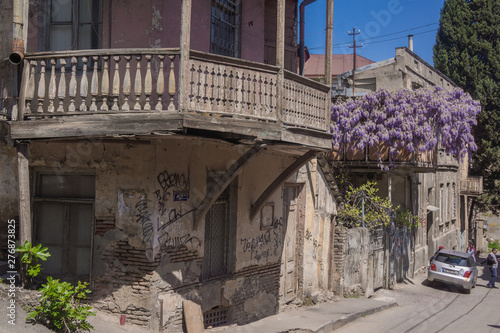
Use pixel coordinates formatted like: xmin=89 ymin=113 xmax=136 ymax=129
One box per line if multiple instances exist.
xmin=435 ymin=254 xmax=468 ymax=266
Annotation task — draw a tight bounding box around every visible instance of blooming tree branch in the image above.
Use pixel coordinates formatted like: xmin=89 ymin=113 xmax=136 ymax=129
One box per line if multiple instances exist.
xmin=330 ymin=87 xmax=481 ymax=169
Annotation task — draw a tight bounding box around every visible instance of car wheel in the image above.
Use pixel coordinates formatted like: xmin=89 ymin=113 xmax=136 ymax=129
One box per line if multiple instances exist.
xmin=464 ymin=287 xmax=471 ymax=294
xmin=472 ymin=277 xmax=477 ymax=288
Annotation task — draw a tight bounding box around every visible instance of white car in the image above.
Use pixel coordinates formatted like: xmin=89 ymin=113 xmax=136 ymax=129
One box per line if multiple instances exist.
xmin=427 ymin=249 xmax=478 ymax=294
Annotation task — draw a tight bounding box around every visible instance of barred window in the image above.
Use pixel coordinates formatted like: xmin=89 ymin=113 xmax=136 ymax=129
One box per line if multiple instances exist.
xmin=210 ymin=0 xmax=240 ymax=57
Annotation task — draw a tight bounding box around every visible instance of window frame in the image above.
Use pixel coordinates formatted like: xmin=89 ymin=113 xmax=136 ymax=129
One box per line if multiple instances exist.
xmin=32 ymin=169 xmax=96 ymax=284
xmin=38 ymin=0 xmax=103 ymax=52
xmin=210 ymin=0 xmax=241 ymax=58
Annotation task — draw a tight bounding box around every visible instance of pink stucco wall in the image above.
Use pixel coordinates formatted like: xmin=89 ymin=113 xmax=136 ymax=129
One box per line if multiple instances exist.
xmin=26 ymin=0 xmax=297 ymax=68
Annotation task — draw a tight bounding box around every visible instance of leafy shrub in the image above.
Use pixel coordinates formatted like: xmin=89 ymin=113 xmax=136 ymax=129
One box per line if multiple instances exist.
xmin=337 ymin=181 xmax=419 ymax=229
xmin=28 ymin=277 xmax=95 ymax=333
xmin=15 ymin=241 xmax=51 ymax=288
xmin=488 ymin=239 xmax=500 ymax=252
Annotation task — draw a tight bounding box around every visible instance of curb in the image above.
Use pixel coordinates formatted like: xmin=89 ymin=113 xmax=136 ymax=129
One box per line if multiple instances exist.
xmin=313 ymin=302 xmax=398 ymax=333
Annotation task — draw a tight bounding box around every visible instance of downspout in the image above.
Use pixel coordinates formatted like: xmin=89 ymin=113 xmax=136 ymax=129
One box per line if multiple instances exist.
xmin=9 ymin=0 xmax=25 ymax=65
xmin=299 ymin=0 xmax=317 ymax=76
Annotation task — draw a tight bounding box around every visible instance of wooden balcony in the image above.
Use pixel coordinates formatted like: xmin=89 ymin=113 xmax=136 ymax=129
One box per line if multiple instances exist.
xmin=0 ymin=48 xmax=331 ymax=148
xmin=329 ymin=143 xmax=437 ymax=171
xmin=460 ymin=176 xmax=483 ymax=196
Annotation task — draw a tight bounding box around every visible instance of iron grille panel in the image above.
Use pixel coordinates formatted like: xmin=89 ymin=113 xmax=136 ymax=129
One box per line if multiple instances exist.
xmin=204 ymin=306 xmax=228 ymax=328
xmin=210 ymin=0 xmax=238 ymax=57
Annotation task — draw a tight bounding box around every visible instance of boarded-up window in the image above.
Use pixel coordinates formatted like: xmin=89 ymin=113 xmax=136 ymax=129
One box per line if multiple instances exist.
xmin=202 ymin=173 xmax=236 ymax=280
xmin=33 ymin=172 xmax=95 ymax=283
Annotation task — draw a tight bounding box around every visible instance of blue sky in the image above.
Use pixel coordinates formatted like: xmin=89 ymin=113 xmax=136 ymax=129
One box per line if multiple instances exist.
xmin=302 ymin=0 xmax=446 ymax=66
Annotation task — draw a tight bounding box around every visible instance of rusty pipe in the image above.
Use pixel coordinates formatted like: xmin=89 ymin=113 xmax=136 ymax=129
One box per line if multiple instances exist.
xmin=9 ymin=0 xmax=25 ymax=65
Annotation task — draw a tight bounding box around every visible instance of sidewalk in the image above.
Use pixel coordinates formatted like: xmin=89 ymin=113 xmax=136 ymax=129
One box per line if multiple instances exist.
xmin=209 ymin=297 xmax=397 ymax=333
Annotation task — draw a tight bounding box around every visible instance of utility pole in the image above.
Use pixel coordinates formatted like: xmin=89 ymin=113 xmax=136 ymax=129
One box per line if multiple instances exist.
xmin=348 ymin=28 xmax=362 ymax=96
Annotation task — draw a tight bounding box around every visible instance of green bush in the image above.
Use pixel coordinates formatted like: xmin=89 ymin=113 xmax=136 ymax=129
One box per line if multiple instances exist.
xmin=15 ymin=241 xmax=51 ymax=288
xmin=28 ymin=277 xmax=95 ymax=333
xmin=488 ymin=239 xmax=500 ymax=252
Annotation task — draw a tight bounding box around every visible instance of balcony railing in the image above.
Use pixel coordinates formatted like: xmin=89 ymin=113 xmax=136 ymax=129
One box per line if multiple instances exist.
xmin=1 ymin=48 xmax=331 ymax=133
xmin=460 ymin=176 xmax=483 ymax=196
xmin=330 ymin=143 xmax=437 ymax=166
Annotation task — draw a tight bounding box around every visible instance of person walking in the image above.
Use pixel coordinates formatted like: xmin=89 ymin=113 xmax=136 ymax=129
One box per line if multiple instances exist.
xmin=486 ymin=248 xmax=498 ymax=288
xmin=467 ymin=241 xmax=476 ymax=262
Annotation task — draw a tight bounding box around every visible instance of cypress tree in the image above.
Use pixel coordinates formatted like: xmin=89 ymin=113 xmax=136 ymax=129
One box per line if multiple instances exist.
xmin=434 ymin=0 xmax=500 ymax=212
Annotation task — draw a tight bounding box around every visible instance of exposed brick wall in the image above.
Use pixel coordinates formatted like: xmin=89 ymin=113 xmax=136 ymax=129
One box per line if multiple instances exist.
xmin=230 ymin=262 xmax=281 ymax=324
xmin=95 ymin=216 xmax=115 ymax=236
xmin=93 ymin=240 xmax=159 ymax=326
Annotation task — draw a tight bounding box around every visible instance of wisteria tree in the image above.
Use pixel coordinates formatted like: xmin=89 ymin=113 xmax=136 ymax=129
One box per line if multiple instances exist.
xmin=330 ymin=86 xmax=481 ymax=169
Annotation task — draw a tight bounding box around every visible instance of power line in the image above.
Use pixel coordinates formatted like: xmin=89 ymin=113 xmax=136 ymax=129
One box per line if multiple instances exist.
xmin=308 ymin=28 xmax=438 ymax=51
xmin=306 ymin=23 xmax=439 ymax=50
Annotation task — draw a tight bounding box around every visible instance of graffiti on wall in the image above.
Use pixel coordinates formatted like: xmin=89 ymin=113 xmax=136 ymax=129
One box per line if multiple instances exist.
xmin=305 ymin=229 xmax=322 ymax=260
xmin=241 ymin=217 xmax=284 ymax=262
xmin=135 ymin=169 xmax=200 ymax=261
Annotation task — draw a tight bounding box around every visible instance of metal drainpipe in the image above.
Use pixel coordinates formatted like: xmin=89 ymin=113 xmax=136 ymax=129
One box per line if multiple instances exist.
xmin=299 ymin=0 xmax=318 ymax=76
xmin=9 ymin=0 xmax=25 ymax=65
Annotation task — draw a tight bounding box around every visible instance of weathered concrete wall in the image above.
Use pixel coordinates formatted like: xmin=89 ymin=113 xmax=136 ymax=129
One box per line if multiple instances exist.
xmin=335 ymin=226 xmax=384 ymax=297
xmin=0 ymin=143 xmax=18 ymax=261
xmin=26 ymin=137 xmax=301 ymax=331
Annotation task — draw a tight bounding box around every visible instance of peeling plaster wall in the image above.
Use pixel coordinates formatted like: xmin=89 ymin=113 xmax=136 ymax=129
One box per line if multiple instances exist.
xmin=336 ymin=226 xmax=385 ymax=297
xmin=27 ymin=137 xmax=296 ymax=331
xmin=295 ymin=159 xmax=336 ymax=301
xmin=0 ymin=143 xmax=19 ymax=261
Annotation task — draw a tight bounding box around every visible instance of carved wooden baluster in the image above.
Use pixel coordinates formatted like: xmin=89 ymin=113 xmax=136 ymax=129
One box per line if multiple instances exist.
xmin=25 ymin=61 xmax=36 ymax=112
xmin=90 ymin=56 xmax=99 ymax=111
xmin=209 ymin=66 xmax=216 ymax=110
xmin=250 ymin=74 xmax=256 ymax=116
xmin=134 ymin=55 xmax=142 ymax=110
xmin=155 ymin=55 xmax=165 ymax=111
xmin=222 ymin=69 xmax=228 ymax=110
xmin=47 ymin=59 xmax=57 ymax=113
xmin=144 ymin=55 xmax=152 ymax=111
xmin=100 ymin=56 xmax=109 ymax=111
xmin=213 ymin=65 xmax=221 ymax=111
xmin=235 ymin=71 xmax=242 ymax=113
xmin=111 ymin=56 xmax=121 ymax=111
xmin=56 ymin=58 xmax=67 ymax=112
xmin=263 ymin=76 xmax=269 ymax=114
xmin=203 ymin=66 xmax=211 ymax=111
xmin=167 ymin=55 xmax=176 ymax=111
xmin=227 ymin=70 xmax=234 ymax=112
xmin=68 ymin=57 xmax=77 ymax=112
xmin=122 ymin=55 xmax=132 ymax=111
xmin=37 ymin=61 xmax=46 ymax=113
xmin=197 ymin=65 xmax=205 ymax=110
xmin=188 ymin=63 xmax=196 ymax=109
xmin=79 ymin=57 xmax=88 ymax=111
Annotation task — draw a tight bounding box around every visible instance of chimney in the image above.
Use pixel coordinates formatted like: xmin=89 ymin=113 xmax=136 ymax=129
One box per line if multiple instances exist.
xmin=408 ymin=34 xmax=414 ymax=52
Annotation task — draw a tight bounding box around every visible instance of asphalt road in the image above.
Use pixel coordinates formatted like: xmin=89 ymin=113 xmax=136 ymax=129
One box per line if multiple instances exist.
xmin=335 ymin=259 xmax=500 ymax=333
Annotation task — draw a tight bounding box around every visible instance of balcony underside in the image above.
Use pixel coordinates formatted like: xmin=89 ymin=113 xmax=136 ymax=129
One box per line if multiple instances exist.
xmin=1 ymin=112 xmax=332 ymax=150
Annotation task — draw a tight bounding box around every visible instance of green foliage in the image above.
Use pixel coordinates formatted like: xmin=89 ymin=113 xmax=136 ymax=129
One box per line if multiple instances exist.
xmin=28 ymin=277 xmax=95 ymax=333
xmin=488 ymin=239 xmax=500 ymax=252
xmin=434 ymin=0 xmax=500 ymax=213
xmin=337 ymin=181 xmax=419 ymax=230
xmin=15 ymin=241 xmax=51 ymax=288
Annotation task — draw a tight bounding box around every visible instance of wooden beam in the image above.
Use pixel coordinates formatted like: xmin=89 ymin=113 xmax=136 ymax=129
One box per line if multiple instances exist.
xmin=193 ymin=142 xmax=267 ymax=227
xmin=178 ymin=0 xmax=192 ymax=113
xmin=276 ymin=0 xmax=285 ymax=69
xmin=17 ymin=143 xmax=31 ymax=244
xmin=250 ymin=150 xmax=318 ymax=219
xmin=325 ymin=0 xmax=334 ymax=87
